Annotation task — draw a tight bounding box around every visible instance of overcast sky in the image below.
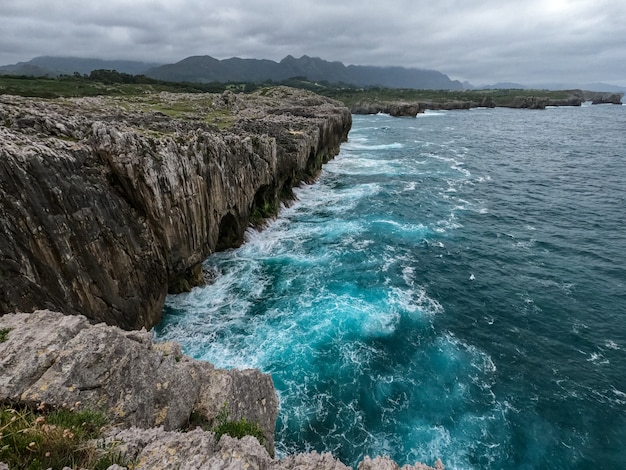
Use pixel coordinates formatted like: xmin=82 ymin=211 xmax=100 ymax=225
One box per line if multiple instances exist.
xmin=1 ymin=0 xmax=625 ymax=86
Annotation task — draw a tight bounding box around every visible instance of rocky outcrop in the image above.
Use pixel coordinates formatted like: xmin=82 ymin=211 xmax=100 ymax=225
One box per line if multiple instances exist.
xmin=349 ymin=89 xmax=623 ymax=115
xmin=0 ymin=88 xmax=351 ymax=329
xmin=104 ymin=428 xmax=444 ymax=469
xmin=350 ymin=102 xmax=424 ymax=117
xmin=0 ymin=310 xmax=444 ymax=470
xmin=580 ymin=90 xmax=624 ymax=104
xmin=0 ymin=310 xmax=278 ymax=454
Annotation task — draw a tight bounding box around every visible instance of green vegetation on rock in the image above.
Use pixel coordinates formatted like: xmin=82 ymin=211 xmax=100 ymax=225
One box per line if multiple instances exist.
xmin=184 ymin=404 xmax=265 ymax=445
xmin=0 ymin=404 xmax=129 ymax=470
xmin=212 ymin=403 xmax=265 ymax=445
xmin=0 ymin=328 xmax=10 ymax=343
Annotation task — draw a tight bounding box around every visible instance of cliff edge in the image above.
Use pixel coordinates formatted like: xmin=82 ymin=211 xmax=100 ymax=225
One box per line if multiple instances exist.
xmin=0 ymin=88 xmax=351 ymax=329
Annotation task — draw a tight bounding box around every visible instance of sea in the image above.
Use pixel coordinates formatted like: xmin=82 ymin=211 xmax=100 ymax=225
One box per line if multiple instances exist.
xmin=155 ymin=103 xmax=626 ymax=469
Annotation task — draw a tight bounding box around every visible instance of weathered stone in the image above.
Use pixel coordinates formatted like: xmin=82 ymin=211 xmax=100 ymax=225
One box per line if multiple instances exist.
xmin=274 ymin=451 xmax=352 ymax=469
xmin=350 ymin=101 xmax=424 ymax=117
xmin=192 ymin=363 xmax=279 ymax=455
xmin=0 ymin=310 xmax=91 ymax=401
xmin=104 ymin=426 xmax=443 ymax=470
xmin=349 ymin=89 xmax=626 ymax=116
xmin=358 ymin=456 xmax=445 ymax=470
xmin=0 ymin=311 xmax=278 ymax=453
xmin=0 ymin=90 xmax=351 ymax=329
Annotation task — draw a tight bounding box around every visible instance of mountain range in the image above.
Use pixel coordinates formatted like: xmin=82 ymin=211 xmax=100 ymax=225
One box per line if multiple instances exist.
xmin=2 ymin=55 xmax=625 ymax=93
xmin=0 ymin=55 xmax=464 ymax=90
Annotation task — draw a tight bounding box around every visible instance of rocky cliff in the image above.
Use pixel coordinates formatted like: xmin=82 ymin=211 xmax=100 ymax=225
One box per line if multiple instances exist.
xmin=349 ymin=90 xmax=623 ymax=116
xmin=0 ymin=311 xmax=444 ymax=470
xmin=0 ymin=88 xmax=351 ymax=329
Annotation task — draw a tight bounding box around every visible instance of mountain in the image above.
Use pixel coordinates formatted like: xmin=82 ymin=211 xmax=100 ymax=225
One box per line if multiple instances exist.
xmin=1 ymin=54 xmax=463 ymax=90
xmin=0 ymin=56 xmax=161 ymax=77
xmin=480 ymin=82 xmax=528 ymax=90
xmin=146 ymin=55 xmax=464 ymax=90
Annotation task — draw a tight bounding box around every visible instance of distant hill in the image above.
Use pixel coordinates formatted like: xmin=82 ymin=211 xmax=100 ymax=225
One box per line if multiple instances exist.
xmin=479 ymin=82 xmax=528 ymax=90
xmin=0 ymin=56 xmax=162 ymax=77
xmin=1 ymin=54 xmax=462 ymax=90
xmin=145 ymin=55 xmax=465 ymax=90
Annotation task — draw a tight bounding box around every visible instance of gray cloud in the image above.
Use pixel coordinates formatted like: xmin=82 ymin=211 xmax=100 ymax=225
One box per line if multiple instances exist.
xmin=1 ymin=0 xmax=625 ymax=86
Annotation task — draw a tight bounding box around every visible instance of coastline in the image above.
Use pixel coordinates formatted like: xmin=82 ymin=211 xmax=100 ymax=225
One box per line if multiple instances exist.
xmin=0 ymin=88 xmax=350 ymax=330
xmin=0 ymin=89 xmax=447 ymax=469
xmin=347 ymin=90 xmax=623 ymax=116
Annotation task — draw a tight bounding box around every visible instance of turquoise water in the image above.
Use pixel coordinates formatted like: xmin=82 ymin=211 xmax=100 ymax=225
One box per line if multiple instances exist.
xmin=156 ymin=105 xmax=626 ymax=469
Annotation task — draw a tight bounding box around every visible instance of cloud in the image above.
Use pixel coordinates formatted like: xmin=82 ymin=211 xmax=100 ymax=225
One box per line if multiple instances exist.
xmin=1 ymin=0 xmax=625 ymax=86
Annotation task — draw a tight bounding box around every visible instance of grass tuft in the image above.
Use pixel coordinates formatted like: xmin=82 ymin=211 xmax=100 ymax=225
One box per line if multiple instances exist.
xmin=212 ymin=403 xmax=265 ymax=445
xmin=0 ymin=404 xmax=129 ymax=470
xmin=0 ymin=328 xmax=10 ymax=343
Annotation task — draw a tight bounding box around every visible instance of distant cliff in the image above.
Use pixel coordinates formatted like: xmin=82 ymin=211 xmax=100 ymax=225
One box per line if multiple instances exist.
xmin=0 ymin=88 xmax=351 ymax=329
xmin=348 ymin=89 xmax=624 ymax=116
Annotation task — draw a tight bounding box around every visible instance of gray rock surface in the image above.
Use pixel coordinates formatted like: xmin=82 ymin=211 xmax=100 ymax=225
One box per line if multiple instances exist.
xmin=0 ymin=89 xmax=351 ymax=329
xmin=105 ymin=427 xmax=442 ymax=470
xmin=0 ymin=310 xmax=278 ymax=454
xmin=357 ymin=456 xmax=445 ymax=470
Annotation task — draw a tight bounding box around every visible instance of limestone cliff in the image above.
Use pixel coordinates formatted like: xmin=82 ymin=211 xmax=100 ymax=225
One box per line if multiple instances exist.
xmin=0 ymin=88 xmax=351 ymax=329
xmin=349 ymin=89 xmax=624 ymax=115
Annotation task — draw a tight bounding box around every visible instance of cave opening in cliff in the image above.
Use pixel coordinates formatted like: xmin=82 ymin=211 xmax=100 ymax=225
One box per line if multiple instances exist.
xmin=216 ymin=212 xmax=242 ymax=252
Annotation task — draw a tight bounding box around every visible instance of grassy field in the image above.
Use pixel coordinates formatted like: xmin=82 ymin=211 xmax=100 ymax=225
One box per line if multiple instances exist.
xmin=0 ymin=73 xmax=245 ymax=98
xmin=1 ymin=72 xmax=582 ymax=107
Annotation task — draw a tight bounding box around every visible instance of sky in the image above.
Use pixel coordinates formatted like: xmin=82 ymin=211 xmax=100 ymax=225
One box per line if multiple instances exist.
xmin=1 ymin=0 xmax=625 ymax=87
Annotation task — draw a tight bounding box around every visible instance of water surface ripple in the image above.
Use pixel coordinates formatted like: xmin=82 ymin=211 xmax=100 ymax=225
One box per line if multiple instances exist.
xmin=157 ymin=105 xmax=626 ymax=469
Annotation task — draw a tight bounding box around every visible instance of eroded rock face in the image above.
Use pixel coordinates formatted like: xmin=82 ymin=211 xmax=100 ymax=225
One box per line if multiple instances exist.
xmin=0 ymin=310 xmax=278 ymax=455
xmin=105 ymin=428 xmax=443 ymax=470
xmin=0 ymin=89 xmax=351 ymax=329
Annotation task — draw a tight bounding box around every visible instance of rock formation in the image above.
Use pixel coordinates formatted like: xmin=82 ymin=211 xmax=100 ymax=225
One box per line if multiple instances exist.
xmin=349 ymin=89 xmax=623 ymax=115
xmin=0 ymin=310 xmax=444 ymax=470
xmin=0 ymin=88 xmax=351 ymax=329
xmin=350 ymin=102 xmax=425 ymax=117
xmin=0 ymin=310 xmax=278 ymax=455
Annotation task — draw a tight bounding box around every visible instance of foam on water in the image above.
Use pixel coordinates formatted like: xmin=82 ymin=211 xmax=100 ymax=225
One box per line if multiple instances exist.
xmin=157 ymin=108 xmax=626 ymax=469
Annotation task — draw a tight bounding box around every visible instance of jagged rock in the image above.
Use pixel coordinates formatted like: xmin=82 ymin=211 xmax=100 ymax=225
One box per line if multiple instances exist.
xmin=0 ymin=89 xmax=351 ymax=329
xmin=358 ymin=456 xmax=445 ymax=470
xmin=349 ymin=90 xmax=623 ymax=115
xmin=575 ymin=90 xmax=623 ymax=104
xmin=0 ymin=310 xmax=278 ymax=455
xmin=104 ymin=427 xmax=442 ymax=470
xmin=275 ymin=451 xmax=352 ymax=469
xmin=350 ymin=102 xmax=423 ymax=117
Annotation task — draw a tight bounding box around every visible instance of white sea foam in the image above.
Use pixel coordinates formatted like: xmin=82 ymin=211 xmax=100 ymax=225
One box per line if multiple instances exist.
xmin=343 ymin=142 xmax=404 ymax=151
xmin=419 ymin=110 xmax=448 ymax=117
